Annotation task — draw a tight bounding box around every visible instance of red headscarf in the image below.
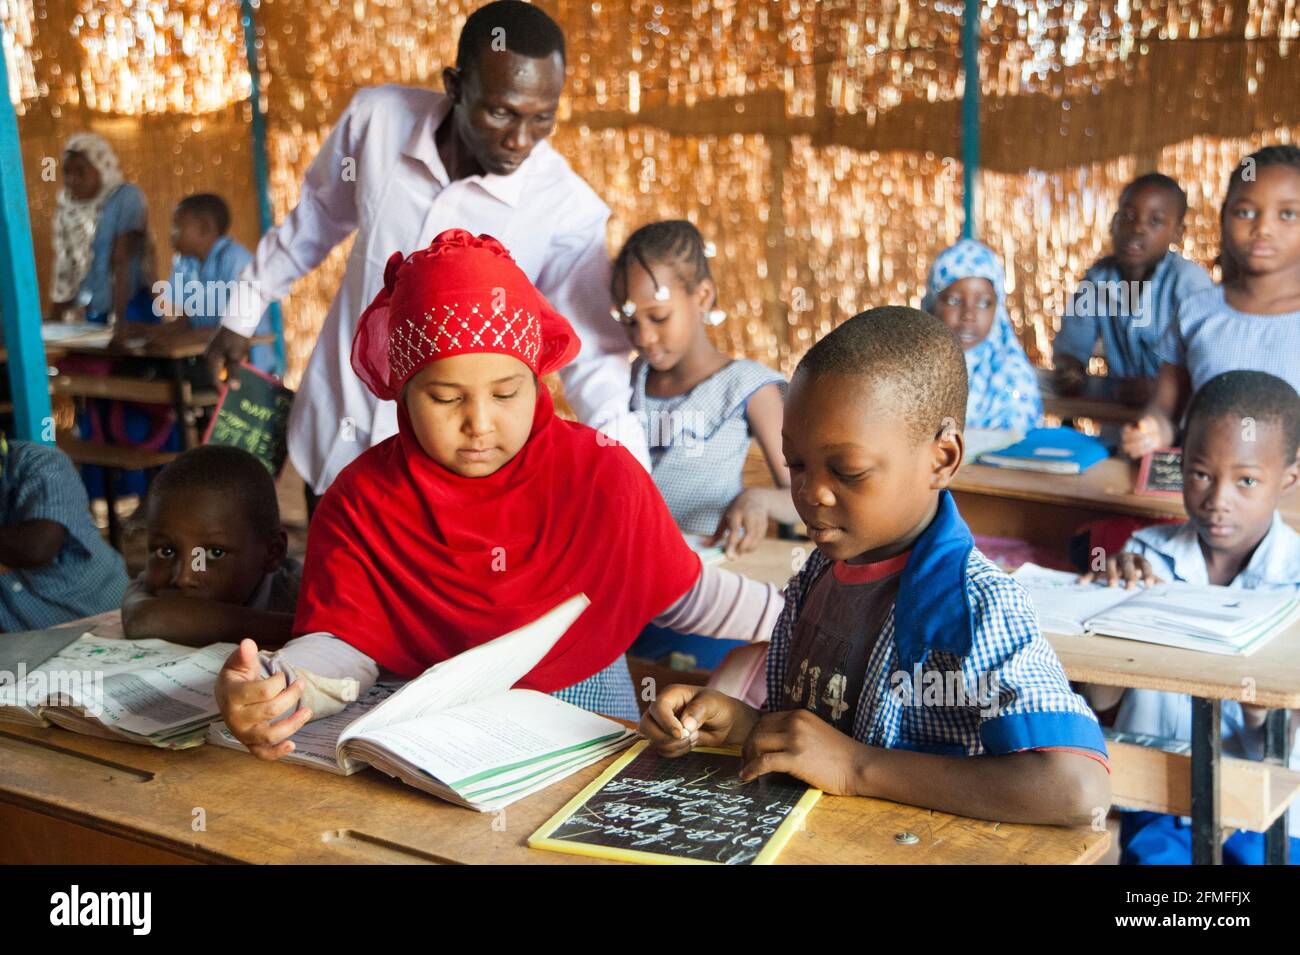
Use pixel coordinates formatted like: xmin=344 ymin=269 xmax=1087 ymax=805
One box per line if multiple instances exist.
xmin=294 ymin=229 xmax=701 ymax=691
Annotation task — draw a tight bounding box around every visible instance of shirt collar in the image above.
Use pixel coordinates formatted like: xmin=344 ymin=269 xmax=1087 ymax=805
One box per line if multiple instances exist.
xmin=891 ymin=489 xmax=976 ymax=670
xmin=204 ymin=235 xmax=233 ymax=266
xmin=1135 ymin=512 xmax=1300 ymax=588
xmin=401 ymin=92 xmax=531 ymax=209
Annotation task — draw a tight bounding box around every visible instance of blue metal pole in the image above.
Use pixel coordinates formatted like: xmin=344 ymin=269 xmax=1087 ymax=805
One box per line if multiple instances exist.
xmin=240 ymin=0 xmax=285 ymax=376
xmin=960 ymin=0 xmax=981 ymax=239
xmin=0 ymin=36 xmax=54 ymax=443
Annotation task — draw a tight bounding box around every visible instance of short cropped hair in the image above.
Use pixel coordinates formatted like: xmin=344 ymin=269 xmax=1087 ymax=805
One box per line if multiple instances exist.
xmin=148 ymin=445 xmax=281 ymax=536
xmin=795 ymin=306 xmax=968 ymax=443
xmin=176 ymin=193 xmax=231 ymax=235
xmin=457 ymin=1 xmax=565 ymax=78
xmin=1119 ymin=172 xmax=1188 ymax=220
xmin=1186 ymin=370 xmax=1300 ymax=460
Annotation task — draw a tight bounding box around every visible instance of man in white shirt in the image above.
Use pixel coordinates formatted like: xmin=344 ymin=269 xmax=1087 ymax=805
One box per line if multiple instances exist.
xmin=204 ymin=1 xmax=646 ymax=507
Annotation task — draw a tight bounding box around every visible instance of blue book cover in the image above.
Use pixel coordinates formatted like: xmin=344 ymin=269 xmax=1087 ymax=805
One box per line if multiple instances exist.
xmin=977 ymin=427 xmax=1109 ymax=474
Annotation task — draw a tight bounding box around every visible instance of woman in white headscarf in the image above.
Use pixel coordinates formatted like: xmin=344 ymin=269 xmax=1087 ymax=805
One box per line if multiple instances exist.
xmin=47 ymin=133 xmax=154 ymax=327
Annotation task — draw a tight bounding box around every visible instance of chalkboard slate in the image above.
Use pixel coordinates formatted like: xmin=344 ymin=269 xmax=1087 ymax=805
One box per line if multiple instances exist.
xmin=528 ymin=740 xmax=820 ymax=865
xmin=1135 ymin=448 xmax=1183 ymax=498
xmin=203 ymin=363 xmax=294 ymax=476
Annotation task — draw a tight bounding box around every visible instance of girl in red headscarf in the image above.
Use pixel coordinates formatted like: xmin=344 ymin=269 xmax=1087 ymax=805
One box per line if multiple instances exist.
xmin=215 ymin=230 xmax=783 ymax=760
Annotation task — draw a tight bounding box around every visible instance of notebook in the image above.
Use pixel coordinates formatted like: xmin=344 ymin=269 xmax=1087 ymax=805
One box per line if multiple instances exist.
xmin=978 ymin=427 xmax=1110 ymax=475
xmin=0 ymin=634 xmax=234 ymax=746
xmin=1013 ymin=563 xmax=1300 ymax=656
xmin=212 ymin=593 xmax=636 ymax=811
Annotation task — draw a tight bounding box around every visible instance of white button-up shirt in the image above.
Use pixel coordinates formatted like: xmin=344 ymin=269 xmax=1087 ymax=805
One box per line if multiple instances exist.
xmin=221 ymin=84 xmax=647 ymax=493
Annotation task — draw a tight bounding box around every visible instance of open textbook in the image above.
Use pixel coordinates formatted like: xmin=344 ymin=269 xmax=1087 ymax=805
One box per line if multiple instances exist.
xmin=214 ymin=593 xmax=636 ymax=811
xmin=1013 ymin=563 xmax=1300 ymax=656
xmin=0 ymin=634 xmax=234 ymax=747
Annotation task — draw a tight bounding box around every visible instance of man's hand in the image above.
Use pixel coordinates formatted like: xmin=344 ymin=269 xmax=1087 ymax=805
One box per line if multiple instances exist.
xmin=204 ymin=326 xmax=253 ymax=390
xmin=740 ymin=708 xmax=870 ymax=795
xmin=215 ymin=639 xmax=312 ymax=760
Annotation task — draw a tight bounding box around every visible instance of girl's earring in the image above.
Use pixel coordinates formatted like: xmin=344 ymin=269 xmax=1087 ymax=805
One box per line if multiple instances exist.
xmin=705 ymin=308 xmax=727 ymax=326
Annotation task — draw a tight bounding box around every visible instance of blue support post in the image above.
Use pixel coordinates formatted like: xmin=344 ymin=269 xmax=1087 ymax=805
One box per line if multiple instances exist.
xmin=240 ymin=0 xmax=285 ymax=376
xmin=0 ymin=37 xmax=54 ymax=443
xmin=960 ymin=0 xmax=981 ymax=239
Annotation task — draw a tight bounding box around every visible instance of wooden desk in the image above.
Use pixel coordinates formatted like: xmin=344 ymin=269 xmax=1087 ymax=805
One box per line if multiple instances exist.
xmin=724 ymin=537 xmax=1300 ymax=865
xmin=0 ymin=722 xmax=1107 ymax=864
xmin=51 ymin=330 xmax=276 ymax=449
xmin=1038 ymin=369 xmax=1144 ymax=426
xmin=952 ymin=457 xmax=1300 ymax=548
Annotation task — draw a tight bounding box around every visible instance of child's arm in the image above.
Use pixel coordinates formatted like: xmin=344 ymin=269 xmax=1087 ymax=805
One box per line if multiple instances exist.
xmin=712 ymin=383 xmax=800 ymax=557
xmin=0 ymin=519 xmax=66 ymax=568
xmin=1121 ymin=362 xmax=1189 ymax=458
xmin=121 ymin=576 xmax=293 ymax=648
xmin=741 ymin=711 xmax=1109 ymax=826
xmin=652 ymin=564 xmax=784 ymax=642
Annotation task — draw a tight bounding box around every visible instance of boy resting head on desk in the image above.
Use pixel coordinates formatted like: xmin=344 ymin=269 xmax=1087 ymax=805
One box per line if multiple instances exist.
xmin=641 ymin=307 xmax=1112 ymax=827
xmin=212 ymin=229 xmax=784 ymax=760
xmin=1080 ymin=369 xmax=1300 ymax=863
xmin=121 ymin=444 xmax=300 ymax=647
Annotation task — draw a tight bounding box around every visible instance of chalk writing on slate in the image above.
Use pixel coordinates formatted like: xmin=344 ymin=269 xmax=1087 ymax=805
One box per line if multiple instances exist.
xmin=1136 ymin=448 xmax=1183 ymax=498
xmin=204 ymin=364 xmax=294 ymax=476
xmin=531 ymin=742 xmax=817 ymax=865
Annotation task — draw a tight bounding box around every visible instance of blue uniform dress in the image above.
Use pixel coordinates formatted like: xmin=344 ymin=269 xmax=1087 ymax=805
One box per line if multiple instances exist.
xmin=0 ymin=439 xmax=129 ymax=631
xmin=1112 ymin=516 xmax=1300 ymax=864
xmin=168 ymin=235 xmax=277 ymax=374
xmin=1054 ymin=251 xmax=1213 ymax=379
xmin=628 ymin=357 xmax=786 ymax=668
xmin=1156 ymin=285 xmax=1300 ymax=398
xmin=78 ymin=183 xmax=154 ymax=324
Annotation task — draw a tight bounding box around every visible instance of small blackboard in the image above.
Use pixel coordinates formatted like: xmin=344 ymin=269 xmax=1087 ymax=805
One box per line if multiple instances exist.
xmin=1135 ymin=447 xmax=1183 ymax=498
xmin=528 ymin=740 xmax=820 ymax=865
xmin=203 ymin=363 xmax=294 ymax=477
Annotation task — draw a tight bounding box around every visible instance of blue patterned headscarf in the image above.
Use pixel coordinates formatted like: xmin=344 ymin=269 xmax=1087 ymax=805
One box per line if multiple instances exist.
xmin=923 ymin=239 xmax=1043 ymax=433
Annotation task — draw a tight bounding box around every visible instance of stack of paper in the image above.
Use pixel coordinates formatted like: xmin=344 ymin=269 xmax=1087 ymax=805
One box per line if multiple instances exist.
xmin=1014 ymin=563 xmax=1300 ymax=656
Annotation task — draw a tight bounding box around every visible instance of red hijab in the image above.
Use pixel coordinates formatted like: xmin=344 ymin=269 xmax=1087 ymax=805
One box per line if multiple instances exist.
xmin=294 ymin=229 xmax=700 ymax=690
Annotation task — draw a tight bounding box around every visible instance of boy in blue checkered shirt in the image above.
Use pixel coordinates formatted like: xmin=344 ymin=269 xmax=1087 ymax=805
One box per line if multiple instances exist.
xmin=642 ymin=307 xmax=1111 ymax=825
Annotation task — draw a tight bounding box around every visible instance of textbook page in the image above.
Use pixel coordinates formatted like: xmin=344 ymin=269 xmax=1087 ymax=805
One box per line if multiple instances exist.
xmin=345 ymin=688 xmax=629 ymax=791
xmin=338 ymin=593 xmax=590 ymax=747
xmin=1012 ymin=563 xmax=1135 ymax=634
xmin=51 ymin=643 xmax=234 ymax=738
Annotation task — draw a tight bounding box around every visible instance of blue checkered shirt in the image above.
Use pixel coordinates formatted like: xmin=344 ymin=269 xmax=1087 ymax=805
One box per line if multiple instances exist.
xmin=766 ymin=496 xmax=1107 ymax=760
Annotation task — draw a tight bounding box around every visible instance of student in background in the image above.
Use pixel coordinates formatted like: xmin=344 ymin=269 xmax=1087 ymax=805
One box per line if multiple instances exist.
xmin=1124 ymin=145 xmax=1300 ymax=459
xmin=923 ymin=239 xmax=1042 ymax=434
xmin=121 ymin=445 xmax=299 ymax=647
xmin=165 ymin=193 xmax=278 ymax=375
xmin=0 ymin=433 xmax=128 ymax=631
xmin=1054 ymin=173 xmax=1212 ymax=400
xmin=213 ymin=230 xmax=784 ymax=759
xmin=612 ymin=221 xmax=797 ymax=555
xmin=1082 ymin=370 xmax=1300 ymax=864
xmin=612 ymin=221 xmax=798 ymax=670
xmin=45 ymin=133 xmax=155 ymax=333
xmin=641 ymin=308 xmax=1110 ymax=825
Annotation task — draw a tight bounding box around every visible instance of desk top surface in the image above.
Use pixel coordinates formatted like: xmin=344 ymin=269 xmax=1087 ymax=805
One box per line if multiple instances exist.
xmin=0 ymin=721 xmax=1106 ymax=865
xmin=723 ymin=538 xmax=1300 ymax=707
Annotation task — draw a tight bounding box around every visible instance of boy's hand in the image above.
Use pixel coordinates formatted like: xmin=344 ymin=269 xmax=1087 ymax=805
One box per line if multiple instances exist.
xmin=711 ymin=489 xmax=768 ymax=560
xmin=1079 ymin=552 xmax=1164 ymax=589
xmin=215 ymin=638 xmax=312 ymax=760
xmin=1120 ymin=416 xmax=1160 ymax=459
xmin=740 ymin=709 xmax=868 ymax=795
xmin=640 ymin=685 xmax=757 ymax=757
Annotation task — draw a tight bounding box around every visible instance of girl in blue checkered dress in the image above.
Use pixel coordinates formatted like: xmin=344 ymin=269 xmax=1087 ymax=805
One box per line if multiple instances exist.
xmin=1124 ymin=144 xmax=1300 ymax=459
xmin=611 ymin=221 xmax=799 ymax=667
